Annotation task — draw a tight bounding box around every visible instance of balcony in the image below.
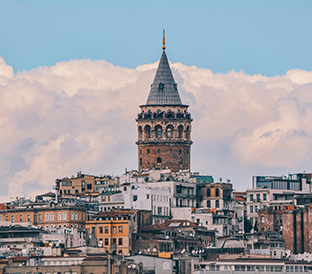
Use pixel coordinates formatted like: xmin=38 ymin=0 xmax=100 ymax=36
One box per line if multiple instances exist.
xmin=137 ymin=112 xmax=192 ymax=121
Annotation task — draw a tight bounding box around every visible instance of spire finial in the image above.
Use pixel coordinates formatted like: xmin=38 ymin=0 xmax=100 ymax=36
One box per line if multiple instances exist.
xmin=162 ymin=29 xmax=166 ymax=50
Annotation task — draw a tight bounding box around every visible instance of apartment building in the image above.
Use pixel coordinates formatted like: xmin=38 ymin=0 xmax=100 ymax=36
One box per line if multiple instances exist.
xmin=0 ymin=202 xmax=86 ymax=231
xmin=56 ymin=172 xmax=115 ymax=196
xmin=85 ymin=209 xmax=152 ymax=255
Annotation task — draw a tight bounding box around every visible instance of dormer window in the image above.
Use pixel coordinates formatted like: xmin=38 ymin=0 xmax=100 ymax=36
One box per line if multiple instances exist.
xmin=159 ymin=83 xmax=164 ymax=91
xmin=174 ymin=83 xmax=177 ymax=90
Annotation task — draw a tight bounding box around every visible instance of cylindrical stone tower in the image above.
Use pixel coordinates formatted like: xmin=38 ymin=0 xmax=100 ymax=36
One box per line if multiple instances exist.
xmin=136 ymin=34 xmax=193 ymax=172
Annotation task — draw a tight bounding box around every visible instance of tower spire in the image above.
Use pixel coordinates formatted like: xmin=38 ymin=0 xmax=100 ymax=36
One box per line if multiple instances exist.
xmin=162 ymin=29 xmax=166 ymax=51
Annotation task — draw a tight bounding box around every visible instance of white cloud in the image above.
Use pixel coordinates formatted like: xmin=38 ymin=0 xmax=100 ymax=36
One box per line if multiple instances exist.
xmin=1 ymin=57 xmax=312 ymax=200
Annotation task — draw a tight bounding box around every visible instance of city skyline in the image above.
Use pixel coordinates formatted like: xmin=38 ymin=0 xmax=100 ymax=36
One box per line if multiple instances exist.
xmin=1 ymin=0 xmax=312 ymax=200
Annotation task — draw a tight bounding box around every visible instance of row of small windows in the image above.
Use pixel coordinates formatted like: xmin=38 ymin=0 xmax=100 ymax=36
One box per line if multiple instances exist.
xmin=98 ymin=237 xmax=123 ymax=247
xmin=207 ymin=200 xmax=220 ymax=208
xmin=207 ymin=188 xmax=220 ymax=197
xmin=98 ymin=225 xmax=123 ymax=234
xmin=0 ymin=214 xmax=31 ymax=222
xmin=250 ymin=193 xmax=267 ymax=202
xmin=138 ymin=125 xmax=190 ymax=140
xmin=158 ymin=83 xmax=177 ymax=91
xmin=0 ymin=212 xmax=82 ymax=222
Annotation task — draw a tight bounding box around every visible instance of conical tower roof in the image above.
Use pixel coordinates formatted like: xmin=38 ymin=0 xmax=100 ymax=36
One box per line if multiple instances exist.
xmin=145 ymin=50 xmax=183 ymax=106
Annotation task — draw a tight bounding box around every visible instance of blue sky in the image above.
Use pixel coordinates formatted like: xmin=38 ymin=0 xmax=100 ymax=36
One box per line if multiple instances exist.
xmin=1 ymin=0 xmax=312 ymax=199
xmin=1 ymin=0 xmax=312 ymax=76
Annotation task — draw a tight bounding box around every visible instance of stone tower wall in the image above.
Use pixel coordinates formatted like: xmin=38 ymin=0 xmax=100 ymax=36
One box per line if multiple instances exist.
xmin=136 ymin=106 xmax=192 ymax=171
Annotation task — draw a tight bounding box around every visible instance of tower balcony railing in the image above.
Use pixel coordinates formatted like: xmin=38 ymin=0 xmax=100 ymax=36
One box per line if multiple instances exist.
xmin=137 ymin=112 xmax=191 ymax=120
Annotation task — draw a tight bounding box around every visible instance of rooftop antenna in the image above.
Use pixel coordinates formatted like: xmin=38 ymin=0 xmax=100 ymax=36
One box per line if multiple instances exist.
xmin=162 ymin=29 xmax=166 ymax=51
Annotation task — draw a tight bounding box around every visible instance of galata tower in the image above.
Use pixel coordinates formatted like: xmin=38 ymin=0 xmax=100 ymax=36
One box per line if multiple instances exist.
xmin=136 ymin=32 xmax=193 ymax=172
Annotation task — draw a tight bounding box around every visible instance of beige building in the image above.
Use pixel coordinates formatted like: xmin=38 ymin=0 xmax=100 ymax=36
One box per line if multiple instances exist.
xmin=56 ymin=172 xmax=115 ymax=196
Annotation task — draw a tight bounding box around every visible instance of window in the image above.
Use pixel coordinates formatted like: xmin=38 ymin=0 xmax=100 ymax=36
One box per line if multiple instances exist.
xmin=27 ymin=214 xmax=31 ymax=222
xmin=207 ymin=200 xmax=211 ymax=207
xmin=157 ymin=128 xmax=162 ymax=138
xmin=158 ymin=149 xmax=160 ymax=153
xmin=50 ymin=213 xmax=54 ymax=221
xmin=250 ymin=194 xmax=254 ymax=201
xmin=38 ymin=213 xmax=42 ymax=222
xmin=118 ymin=238 xmax=123 ymax=246
xmin=45 ymin=225 xmax=49 ymax=231
xmin=11 ymin=215 xmax=15 ymax=222
xmin=45 ymin=213 xmax=49 ymax=221
xmin=81 ymin=180 xmax=85 ymax=191
xmin=215 ymin=188 xmax=219 ymax=197
xmin=147 ymin=194 xmax=149 ymax=199
xmin=159 ymin=83 xmax=164 ymax=91
xmin=113 ymin=226 xmax=117 ymax=233
xmin=263 ymin=193 xmax=267 ymax=201
xmin=158 ymin=207 xmax=162 ymax=215
xmin=19 ymin=214 xmax=23 ymax=222
xmin=99 ymin=226 xmax=103 ymax=233
xmin=58 ymin=212 xmax=62 ymax=220
xmin=105 ymin=238 xmax=109 ymax=246
xmin=257 ymin=194 xmax=261 ymax=202
xmin=70 ymin=212 xmax=74 ymax=220
xmin=5 ymin=215 xmax=8 ymax=221
xmin=119 ymin=226 xmax=123 ymax=233
xmin=105 ymin=226 xmax=109 ymax=233
xmin=63 ymin=212 xmax=67 ymax=220
xmin=250 ymin=205 xmax=253 ymax=213
xmin=167 ymin=128 xmax=172 ymax=138
xmin=261 ymin=216 xmax=265 ymax=223
xmin=215 ymin=200 xmax=219 ymax=208
xmin=133 ymin=195 xmax=138 ymax=202
xmin=87 ymin=184 xmax=92 ymax=190
xmin=157 ymin=157 xmax=162 ymax=164
xmin=75 ymin=213 xmax=78 ymax=220
xmin=255 ymin=205 xmax=258 ymax=212
xmin=207 ymin=189 xmax=211 ymax=197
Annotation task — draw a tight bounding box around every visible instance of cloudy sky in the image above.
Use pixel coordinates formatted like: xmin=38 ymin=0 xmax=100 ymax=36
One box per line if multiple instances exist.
xmin=1 ymin=0 xmax=312 ymax=201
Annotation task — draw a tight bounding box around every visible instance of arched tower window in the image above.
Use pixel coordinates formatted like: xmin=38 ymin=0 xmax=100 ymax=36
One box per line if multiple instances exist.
xmin=178 ymin=125 xmax=183 ymax=138
xmin=155 ymin=125 xmax=162 ymax=138
xmin=186 ymin=126 xmax=190 ymax=140
xmin=158 ymin=149 xmax=160 ymax=153
xmin=166 ymin=125 xmax=174 ymax=139
xmin=138 ymin=126 xmax=143 ymax=140
xmin=144 ymin=125 xmax=151 ymax=139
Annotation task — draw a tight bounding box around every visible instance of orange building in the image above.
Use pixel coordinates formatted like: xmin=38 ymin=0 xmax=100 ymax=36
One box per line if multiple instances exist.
xmin=85 ymin=209 xmax=152 ymax=255
xmin=0 ymin=203 xmax=86 ymax=231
